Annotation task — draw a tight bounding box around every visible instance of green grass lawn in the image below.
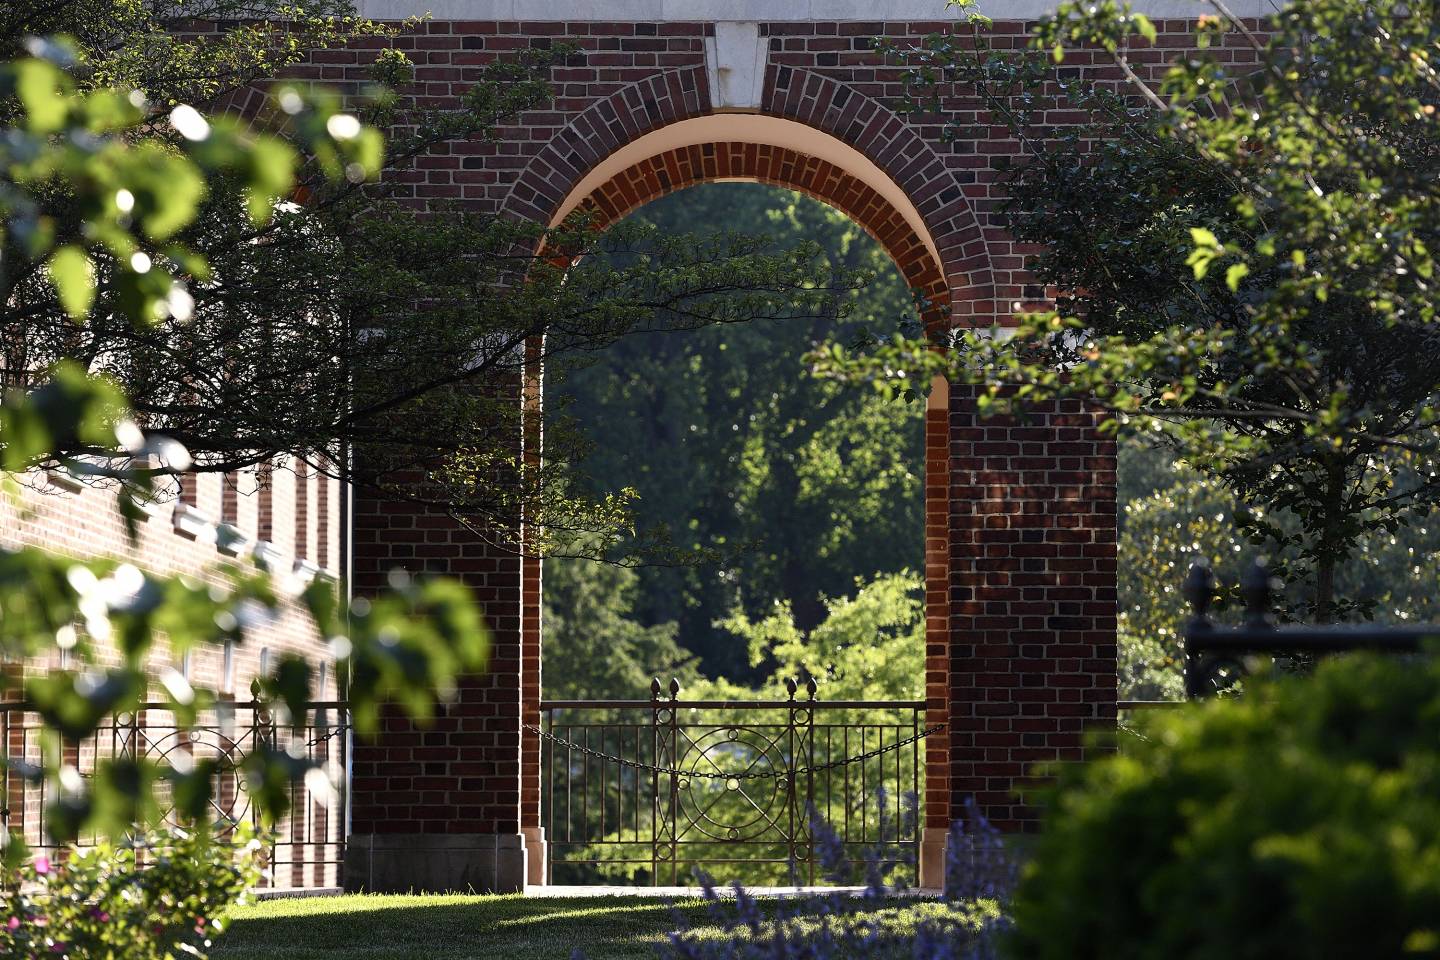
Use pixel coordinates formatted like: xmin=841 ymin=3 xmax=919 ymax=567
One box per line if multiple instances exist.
xmin=211 ymin=892 xmax=984 ymax=960
xmin=211 ymin=893 xmax=718 ymax=960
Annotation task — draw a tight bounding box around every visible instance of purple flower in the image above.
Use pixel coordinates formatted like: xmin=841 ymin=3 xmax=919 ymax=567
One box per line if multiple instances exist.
xmin=660 ymin=803 xmax=1015 ymax=959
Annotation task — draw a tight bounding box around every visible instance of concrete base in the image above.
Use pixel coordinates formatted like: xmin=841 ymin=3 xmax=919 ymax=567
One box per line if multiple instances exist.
xmin=919 ymin=826 xmax=948 ymax=891
xmin=521 ymin=827 xmax=547 ymax=886
xmin=344 ymin=833 xmax=528 ymax=893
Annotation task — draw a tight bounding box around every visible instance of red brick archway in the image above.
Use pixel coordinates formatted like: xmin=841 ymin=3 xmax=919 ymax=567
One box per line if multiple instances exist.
xmin=345 ymin=11 xmax=1121 ymax=896
xmin=502 ymin=64 xmax=995 ymax=323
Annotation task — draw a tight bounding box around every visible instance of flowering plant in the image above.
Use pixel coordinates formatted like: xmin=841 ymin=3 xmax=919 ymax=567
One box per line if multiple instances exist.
xmin=661 ymin=796 xmax=1013 ymax=960
xmin=0 ymin=827 xmax=261 ymax=959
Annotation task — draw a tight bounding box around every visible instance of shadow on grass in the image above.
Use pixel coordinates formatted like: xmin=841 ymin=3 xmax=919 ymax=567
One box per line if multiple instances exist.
xmin=211 ymin=893 xmax=722 ymax=960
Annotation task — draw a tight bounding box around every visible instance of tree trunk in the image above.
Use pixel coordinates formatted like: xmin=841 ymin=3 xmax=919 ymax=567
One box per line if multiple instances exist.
xmin=1313 ymin=457 xmax=1347 ymax=624
xmin=1314 ymin=552 xmax=1337 ymax=624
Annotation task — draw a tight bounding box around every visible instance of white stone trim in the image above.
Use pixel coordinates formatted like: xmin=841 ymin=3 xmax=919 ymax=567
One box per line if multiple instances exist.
xmin=45 ymin=467 xmax=86 ymax=494
xmin=358 ymin=0 xmax=1281 ymax=22
xmin=172 ymin=502 xmax=218 ymax=544
xmin=252 ymin=539 xmax=287 ymax=573
xmin=704 ymin=22 xmax=766 ymax=111
xmin=130 ymin=492 xmax=164 ymax=520
xmin=292 ymin=558 xmax=323 ymax=586
xmin=215 ymin=522 xmax=250 ymax=557
xmin=551 ymin=113 xmax=944 ymax=273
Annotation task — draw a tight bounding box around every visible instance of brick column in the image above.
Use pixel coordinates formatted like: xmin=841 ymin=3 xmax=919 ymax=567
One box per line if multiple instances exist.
xmin=519 ymin=339 xmax=545 ymax=885
xmin=344 ymin=481 xmax=529 ymax=893
xmin=919 ymin=376 xmax=952 ymax=889
xmin=946 ymin=387 xmax=1118 ymax=831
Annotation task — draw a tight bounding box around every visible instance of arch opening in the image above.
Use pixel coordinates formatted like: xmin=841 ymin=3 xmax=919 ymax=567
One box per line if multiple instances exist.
xmin=527 ymin=121 xmax=955 ymax=887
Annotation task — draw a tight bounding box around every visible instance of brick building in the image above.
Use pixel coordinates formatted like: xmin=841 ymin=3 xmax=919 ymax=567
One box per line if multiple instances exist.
xmin=0 ymin=462 xmax=343 ymax=696
xmin=5 ymin=0 xmax=1270 ymax=894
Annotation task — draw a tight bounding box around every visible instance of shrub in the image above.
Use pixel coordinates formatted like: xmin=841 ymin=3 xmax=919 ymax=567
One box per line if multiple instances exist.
xmin=1009 ymin=652 xmax=1440 ymax=959
xmin=0 ymin=827 xmax=262 ymax=960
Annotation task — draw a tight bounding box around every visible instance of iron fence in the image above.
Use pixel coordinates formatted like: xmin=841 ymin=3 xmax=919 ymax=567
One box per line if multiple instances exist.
xmin=0 ymin=700 xmax=348 ymax=891
xmin=537 ymin=678 xmax=933 ymax=886
xmin=1120 ymin=559 xmax=1440 ymax=712
xmin=1181 ymin=560 xmax=1439 ymax=698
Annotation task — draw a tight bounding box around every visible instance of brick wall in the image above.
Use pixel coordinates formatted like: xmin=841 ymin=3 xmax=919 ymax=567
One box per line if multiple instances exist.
xmin=0 ymin=459 xmax=343 ymax=695
xmin=348 ymin=477 xmax=525 ymax=838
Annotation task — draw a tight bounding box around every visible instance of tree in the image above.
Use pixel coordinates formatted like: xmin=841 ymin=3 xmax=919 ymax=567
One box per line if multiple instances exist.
xmin=2 ymin=1 xmax=863 ymax=559
xmin=542 ymin=551 xmax=695 ymax=701
xmin=816 ymin=0 xmax=1440 ymax=621
xmin=0 ymin=48 xmax=490 ymax=955
xmin=688 ymin=570 xmax=925 ymax=706
xmin=1118 ymin=436 xmax=1440 ymax=700
xmin=552 ymin=184 xmax=924 ymax=677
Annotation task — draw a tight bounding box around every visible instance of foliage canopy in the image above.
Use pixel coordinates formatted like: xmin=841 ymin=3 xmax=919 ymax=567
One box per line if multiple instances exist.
xmin=2 ymin=0 xmax=862 ymax=561
xmin=816 ymin=0 xmax=1440 ymax=621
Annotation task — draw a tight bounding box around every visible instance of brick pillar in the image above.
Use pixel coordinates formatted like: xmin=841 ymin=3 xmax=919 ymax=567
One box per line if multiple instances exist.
xmin=344 ymin=480 xmax=529 ymax=893
xmin=946 ymin=387 xmax=1118 ymax=832
xmin=919 ymin=376 xmax=952 ymax=889
xmin=519 ymin=338 xmax=545 ymax=885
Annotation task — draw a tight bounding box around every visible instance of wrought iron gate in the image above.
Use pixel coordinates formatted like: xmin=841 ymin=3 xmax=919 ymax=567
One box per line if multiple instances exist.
xmin=535 ymin=679 xmax=936 ymax=886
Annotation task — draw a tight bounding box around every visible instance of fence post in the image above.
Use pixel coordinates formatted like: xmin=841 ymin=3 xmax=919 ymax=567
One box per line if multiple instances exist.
xmin=651 ymin=677 xmax=681 ymax=886
xmin=1242 ymin=559 xmax=1277 ymax=629
xmin=1182 ymin=564 xmax=1216 ymax=699
xmin=804 ymin=676 xmax=817 ymax=886
xmin=782 ymin=677 xmax=816 ymax=886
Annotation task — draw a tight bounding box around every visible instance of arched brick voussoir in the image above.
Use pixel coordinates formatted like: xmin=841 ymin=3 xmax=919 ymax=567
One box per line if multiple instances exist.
xmin=762 ymin=67 xmax=995 ymax=325
xmin=500 ymin=66 xmax=712 ymax=228
xmin=577 ymin=141 xmax=950 ymax=328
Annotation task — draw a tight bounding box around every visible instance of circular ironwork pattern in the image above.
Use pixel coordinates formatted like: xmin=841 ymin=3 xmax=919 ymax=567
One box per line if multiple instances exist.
xmin=677 ymin=727 xmax=785 ymax=842
xmin=126 ymin=726 xmax=250 ymax=826
xmin=524 ymin=722 xmax=943 ymax=779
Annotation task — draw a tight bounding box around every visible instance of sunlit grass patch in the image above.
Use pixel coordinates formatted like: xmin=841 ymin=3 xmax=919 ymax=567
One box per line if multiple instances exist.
xmin=212 ymin=891 xmax=980 ymax=960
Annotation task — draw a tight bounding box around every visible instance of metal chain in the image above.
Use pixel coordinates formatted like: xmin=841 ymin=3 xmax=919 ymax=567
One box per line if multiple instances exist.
xmin=245 ymin=721 xmax=350 ymax=749
xmin=523 ymin=722 xmax=944 ymax=781
xmin=304 ymin=724 xmax=350 ymax=748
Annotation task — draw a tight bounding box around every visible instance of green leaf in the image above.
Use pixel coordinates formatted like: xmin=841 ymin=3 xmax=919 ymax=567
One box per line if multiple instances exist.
xmin=47 ymin=246 xmax=95 ymax=320
xmin=242 ymin=136 xmax=298 ymax=224
xmin=1133 ymin=13 xmax=1157 ymax=44
xmin=126 ymin=148 xmax=207 ymax=240
xmin=10 ymin=58 xmax=68 ymax=133
xmin=1225 ymin=262 xmax=1250 ymax=292
xmin=1189 ymin=226 xmax=1220 ymax=249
